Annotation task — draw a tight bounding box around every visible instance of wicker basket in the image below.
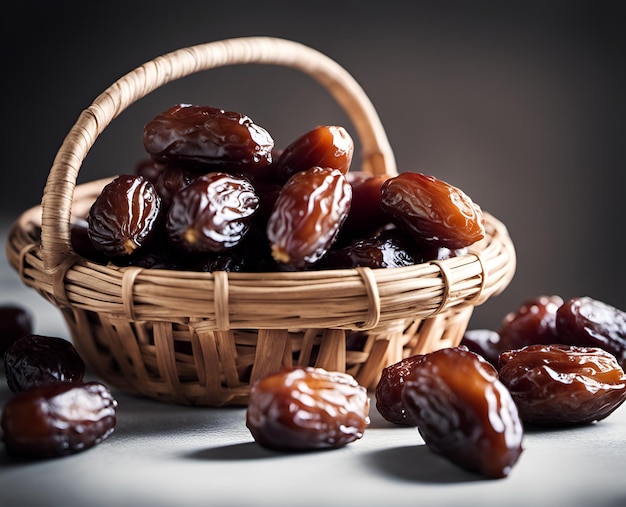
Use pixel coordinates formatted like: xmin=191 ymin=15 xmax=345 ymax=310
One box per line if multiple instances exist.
xmin=6 ymin=36 xmax=515 ymax=406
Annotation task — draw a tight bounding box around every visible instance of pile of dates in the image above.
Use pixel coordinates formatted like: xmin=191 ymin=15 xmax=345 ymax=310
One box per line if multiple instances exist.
xmin=375 ymin=294 xmax=626 ymax=478
xmin=0 ymin=304 xmax=117 ymax=459
xmin=75 ymin=104 xmax=486 ymax=272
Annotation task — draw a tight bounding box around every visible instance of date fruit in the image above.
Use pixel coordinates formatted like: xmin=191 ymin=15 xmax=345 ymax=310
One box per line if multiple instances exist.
xmin=460 ymin=329 xmax=502 ymax=367
xmin=0 ymin=304 xmax=34 ymax=356
xmin=381 ymin=172 xmax=485 ymax=249
xmin=275 ymin=125 xmax=354 ymax=183
xmin=497 ymin=295 xmax=564 ymax=353
xmin=246 ymin=366 xmax=370 ymax=450
xmin=1 ymin=381 xmax=117 ymax=458
xmin=319 ymin=228 xmax=419 ymax=269
xmin=402 ymin=347 xmax=524 ymax=479
xmin=88 ymin=174 xmax=162 ymax=257
xmin=4 ymin=334 xmax=85 ymax=393
xmin=267 ymin=166 xmax=352 ymax=269
xmin=375 ymin=354 xmax=425 ymax=425
xmin=556 ymin=296 xmax=626 ymax=369
xmin=166 ymin=172 xmax=259 ymax=253
xmin=499 ymin=344 xmax=626 ymax=426
xmin=143 ymin=104 xmax=274 ymax=173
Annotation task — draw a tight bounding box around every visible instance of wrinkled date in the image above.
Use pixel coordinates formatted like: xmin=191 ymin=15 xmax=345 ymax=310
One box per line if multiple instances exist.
xmin=460 ymin=328 xmax=502 ymax=367
xmin=375 ymin=354 xmax=425 ymax=425
xmin=246 ymin=367 xmax=370 ymax=450
xmin=0 ymin=304 xmax=34 ymax=356
xmin=275 ymin=125 xmax=354 ymax=183
xmin=1 ymin=381 xmax=117 ymax=458
xmin=319 ymin=228 xmax=419 ymax=270
xmin=4 ymin=334 xmax=85 ymax=393
xmin=143 ymin=104 xmax=274 ymax=173
xmin=88 ymin=174 xmax=162 ymax=257
xmin=556 ymin=296 xmax=626 ymax=369
xmin=381 ymin=172 xmax=485 ymax=249
xmin=267 ymin=166 xmax=352 ymax=269
xmin=498 ymin=295 xmax=564 ymax=353
xmin=402 ymin=347 xmax=524 ymax=479
xmin=166 ymin=172 xmax=260 ymax=254
xmin=499 ymin=344 xmax=626 ymax=426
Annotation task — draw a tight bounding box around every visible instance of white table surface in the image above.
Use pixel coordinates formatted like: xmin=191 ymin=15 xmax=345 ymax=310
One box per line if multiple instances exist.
xmin=1 ymin=220 xmax=625 ymax=507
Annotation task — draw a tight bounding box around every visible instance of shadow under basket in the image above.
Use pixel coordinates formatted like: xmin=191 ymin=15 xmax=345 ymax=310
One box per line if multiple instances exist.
xmin=5 ymin=37 xmax=516 ymax=406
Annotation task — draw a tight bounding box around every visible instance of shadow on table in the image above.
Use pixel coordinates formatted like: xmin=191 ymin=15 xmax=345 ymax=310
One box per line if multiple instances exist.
xmin=365 ymin=444 xmax=485 ymax=484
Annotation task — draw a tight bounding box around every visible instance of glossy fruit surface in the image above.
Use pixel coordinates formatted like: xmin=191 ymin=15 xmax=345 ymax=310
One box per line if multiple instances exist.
xmin=275 ymin=125 xmax=354 ymax=183
xmin=246 ymin=367 xmax=370 ymax=450
xmin=1 ymin=382 xmax=117 ymax=458
xmin=87 ymin=174 xmax=162 ymax=257
xmin=499 ymin=344 xmax=626 ymax=426
xmin=166 ymin=172 xmax=259 ymax=253
xmin=556 ymin=296 xmax=626 ymax=368
xmin=4 ymin=334 xmax=85 ymax=393
xmin=267 ymin=166 xmax=351 ymax=269
xmin=381 ymin=172 xmax=485 ymax=249
xmin=375 ymin=354 xmax=425 ymax=425
xmin=143 ymin=104 xmax=274 ymax=173
xmin=402 ymin=347 xmax=524 ymax=479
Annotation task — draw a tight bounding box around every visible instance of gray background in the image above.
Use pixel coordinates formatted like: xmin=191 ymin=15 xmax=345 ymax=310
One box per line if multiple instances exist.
xmin=2 ymin=0 xmax=624 ymax=330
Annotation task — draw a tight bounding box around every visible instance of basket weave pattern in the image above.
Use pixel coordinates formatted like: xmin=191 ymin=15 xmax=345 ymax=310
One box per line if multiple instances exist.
xmin=6 ymin=37 xmax=516 ymax=406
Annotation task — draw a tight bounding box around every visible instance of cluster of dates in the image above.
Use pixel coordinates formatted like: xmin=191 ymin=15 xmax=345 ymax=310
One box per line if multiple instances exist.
xmin=374 ymin=295 xmax=626 ymax=479
xmin=76 ymin=104 xmax=486 ymax=272
xmin=0 ymin=305 xmax=117 ymax=459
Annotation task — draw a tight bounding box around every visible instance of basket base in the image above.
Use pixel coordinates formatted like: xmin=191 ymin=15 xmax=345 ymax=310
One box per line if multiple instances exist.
xmin=60 ymin=304 xmax=472 ymax=406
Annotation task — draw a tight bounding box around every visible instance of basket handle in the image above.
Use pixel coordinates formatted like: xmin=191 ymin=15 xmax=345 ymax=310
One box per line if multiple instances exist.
xmin=40 ymin=36 xmax=397 ymax=270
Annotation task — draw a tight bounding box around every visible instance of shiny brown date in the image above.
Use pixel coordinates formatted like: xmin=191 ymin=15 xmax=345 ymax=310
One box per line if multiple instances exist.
xmin=318 ymin=228 xmax=419 ymax=270
xmin=275 ymin=125 xmax=354 ymax=183
xmin=1 ymin=381 xmax=117 ymax=458
xmin=87 ymin=174 xmax=162 ymax=257
xmin=4 ymin=334 xmax=85 ymax=393
xmin=499 ymin=344 xmax=626 ymax=426
xmin=166 ymin=172 xmax=259 ymax=253
xmin=267 ymin=166 xmax=351 ymax=269
xmin=402 ymin=347 xmax=524 ymax=479
xmin=381 ymin=172 xmax=485 ymax=249
xmin=143 ymin=104 xmax=274 ymax=173
xmin=246 ymin=367 xmax=370 ymax=450
xmin=556 ymin=296 xmax=626 ymax=369
xmin=498 ymin=295 xmax=564 ymax=353
xmin=375 ymin=354 xmax=425 ymax=425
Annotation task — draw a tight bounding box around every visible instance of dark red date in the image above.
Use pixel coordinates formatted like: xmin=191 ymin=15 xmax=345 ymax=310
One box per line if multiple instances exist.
xmin=319 ymin=228 xmax=419 ymax=270
xmin=143 ymin=104 xmax=274 ymax=173
xmin=1 ymin=381 xmax=117 ymax=458
xmin=381 ymin=172 xmax=485 ymax=249
xmin=375 ymin=354 xmax=425 ymax=425
xmin=4 ymin=334 xmax=85 ymax=393
xmin=166 ymin=172 xmax=259 ymax=254
xmin=460 ymin=328 xmax=502 ymax=367
xmin=0 ymin=304 xmax=34 ymax=356
xmin=402 ymin=347 xmax=524 ymax=479
xmin=87 ymin=174 xmax=162 ymax=257
xmin=246 ymin=367 xmax=370 ymax=450
xmin=499 ymin=344 xmax=626 ymax=426
xmin=556 ymin=296 xmax=626 ymax=369
xmin=267 ymin=166 xmax=351 ymax=269
xmin=498 ymin=295 xmax=564 ymax=352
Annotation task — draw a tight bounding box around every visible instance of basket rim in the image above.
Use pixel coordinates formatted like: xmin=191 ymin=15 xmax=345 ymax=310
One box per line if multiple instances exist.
xmin=7 ymin=176 xmax=516 ymax=333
